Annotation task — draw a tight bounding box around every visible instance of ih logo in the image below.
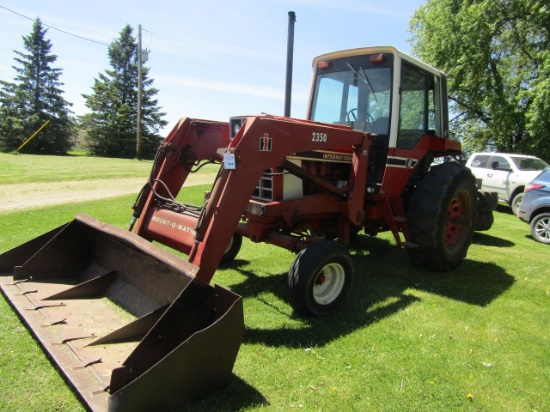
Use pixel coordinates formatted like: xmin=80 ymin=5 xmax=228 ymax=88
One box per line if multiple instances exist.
xmin=259 ymin=133 xmax=272 ymax=151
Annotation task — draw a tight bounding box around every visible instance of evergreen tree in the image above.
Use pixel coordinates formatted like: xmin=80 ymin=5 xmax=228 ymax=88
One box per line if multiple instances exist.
xmin=0 ymin=18 xmax=75 ymax=154
xmin=82 ymin=25 xmax=166 ymax=159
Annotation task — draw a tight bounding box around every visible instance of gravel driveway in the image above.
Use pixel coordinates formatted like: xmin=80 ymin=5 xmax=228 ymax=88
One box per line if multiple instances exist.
xmin=0 ymin=173 xmax=216 ymax=212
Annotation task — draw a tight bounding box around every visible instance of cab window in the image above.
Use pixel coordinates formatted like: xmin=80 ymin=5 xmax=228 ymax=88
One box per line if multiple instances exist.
xmin=398 ymin=63 xmax=442 ymax=148
xmin=310 ymin=56 xmax=392 ymax=135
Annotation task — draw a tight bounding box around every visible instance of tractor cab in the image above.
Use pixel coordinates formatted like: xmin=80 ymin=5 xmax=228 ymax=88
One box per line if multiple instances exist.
xmin=308 ymin=47 xmax=449 ymax=144
xmin=307 ymin=46 xmax=449 ymax=194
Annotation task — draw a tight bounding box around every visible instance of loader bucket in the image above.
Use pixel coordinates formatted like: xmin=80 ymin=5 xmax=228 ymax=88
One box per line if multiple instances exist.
xmin=0 ymin=214 xmax=244 ymax=412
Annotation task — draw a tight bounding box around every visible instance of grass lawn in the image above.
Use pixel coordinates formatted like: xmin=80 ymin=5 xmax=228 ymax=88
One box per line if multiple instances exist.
xmin=0 ymin=155 xmax=549 ymax=411
xmin=0 ymin=152 xmax=154 ymax=184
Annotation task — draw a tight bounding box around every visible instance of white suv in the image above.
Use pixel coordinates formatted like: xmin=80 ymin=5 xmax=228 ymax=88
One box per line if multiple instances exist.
xmin=466 ymin=152 xmax=549 ymax=215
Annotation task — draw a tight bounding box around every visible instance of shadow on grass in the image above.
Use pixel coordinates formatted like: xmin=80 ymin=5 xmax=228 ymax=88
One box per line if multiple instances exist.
xmin=522 ymin=232 xmax=546 ymax=245
xmin=496 ymin=203 xmax=514 ymax=215
xmin=473 ymin=231 xmax=515 ymax=247
xmin=193 ymin=234 xmax=516 ymax=410
xmin=224 ymin=235 xmax=514 ymax=350
xmin=182 ymin=375 xmax=269 ymax=412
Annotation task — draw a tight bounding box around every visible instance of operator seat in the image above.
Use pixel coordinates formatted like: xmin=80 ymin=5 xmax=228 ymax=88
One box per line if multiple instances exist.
xmin=370 ymin=116 xmax=389 ymax=135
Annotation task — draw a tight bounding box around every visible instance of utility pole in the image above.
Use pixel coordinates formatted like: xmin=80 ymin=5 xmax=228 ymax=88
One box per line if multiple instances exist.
xmin=136 ymin=24 xmax=143 ymax=160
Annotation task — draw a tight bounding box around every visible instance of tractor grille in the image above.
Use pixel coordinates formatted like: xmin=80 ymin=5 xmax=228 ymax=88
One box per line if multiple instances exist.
xmin=252 ymin=169 xmax=273 ymax=201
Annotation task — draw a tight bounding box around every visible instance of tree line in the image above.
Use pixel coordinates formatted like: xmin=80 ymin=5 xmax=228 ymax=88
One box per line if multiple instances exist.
xmin=410 ymin=0 xmax=550 ymax=161
xmin=0 ymin=19 xmax=166 ymax=159
xmin=1 ymin=1 xmax=549 ymax=161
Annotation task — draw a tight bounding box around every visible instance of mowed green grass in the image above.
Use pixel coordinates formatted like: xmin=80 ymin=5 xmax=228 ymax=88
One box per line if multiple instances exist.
xmin=0 ymin=154 xmax=549 ymax=411
xmin=0 ymin=152 xmax=156 ymax=184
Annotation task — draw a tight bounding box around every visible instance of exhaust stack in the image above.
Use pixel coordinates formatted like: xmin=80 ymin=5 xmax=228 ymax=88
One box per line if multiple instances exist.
xmin=284 ymin=11 xmax=296 ymax=117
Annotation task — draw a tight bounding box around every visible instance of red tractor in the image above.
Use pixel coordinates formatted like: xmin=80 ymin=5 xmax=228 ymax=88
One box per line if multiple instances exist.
xmin=130 ymin=46 xmax=479 ymax=315
xmin=0 ymin=46 xmax=485 ymax=411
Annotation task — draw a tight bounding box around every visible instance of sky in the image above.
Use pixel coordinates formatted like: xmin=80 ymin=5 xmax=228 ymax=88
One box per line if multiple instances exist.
xmin=0 ymin=1 xmax=427 ymax=135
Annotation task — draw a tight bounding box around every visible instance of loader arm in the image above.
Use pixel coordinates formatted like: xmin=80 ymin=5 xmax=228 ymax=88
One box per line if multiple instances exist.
xmin=132 ymin=118 xmax=230 ymax=232
xmin=132 ymin=115 xmax=369 ymax=283
xmin=182 ymin=115 xmax=369 ymax=282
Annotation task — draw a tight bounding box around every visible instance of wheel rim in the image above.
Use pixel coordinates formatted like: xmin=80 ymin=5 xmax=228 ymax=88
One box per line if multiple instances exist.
xmin=312 ymin=263 xmax=346 ymax=305
xmin=444 ymin=189 xmax=472 ymax=252
xmin=224 ymin=236 xmax=234 ymax=254
xmin=534 ymin=216 xmax=550 ymax=241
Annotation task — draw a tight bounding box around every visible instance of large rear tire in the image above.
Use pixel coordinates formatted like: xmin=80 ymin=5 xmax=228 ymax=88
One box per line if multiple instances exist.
xmin=406 ymin=162 xmax=477 ymax=271
xmin=287 ymin=240 xmax=353 ymax=316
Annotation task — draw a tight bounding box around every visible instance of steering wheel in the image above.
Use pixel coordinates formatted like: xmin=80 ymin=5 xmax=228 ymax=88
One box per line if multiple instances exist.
xmin=345 ymin=108 xmax=375 ymax=130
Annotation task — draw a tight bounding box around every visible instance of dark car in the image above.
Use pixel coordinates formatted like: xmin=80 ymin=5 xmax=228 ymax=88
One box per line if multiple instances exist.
xmin=518 ymin=168 xmax=550 ymax=244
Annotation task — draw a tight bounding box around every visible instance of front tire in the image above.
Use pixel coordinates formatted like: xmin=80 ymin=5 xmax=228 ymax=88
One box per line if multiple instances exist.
xmin=287 ymin=240 xmax=353 ymax=316
xmin=220 ymin=233 xmax=242 ymax=264
xmin=530 ymin=213 xmax=550 ymax=244
xmin=406 ymin=162 xmax=477 ymax=271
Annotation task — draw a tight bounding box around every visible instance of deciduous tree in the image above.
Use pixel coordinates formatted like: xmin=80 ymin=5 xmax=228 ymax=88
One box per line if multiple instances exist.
xmin=410 ymin=0 xmax=550 ymax=160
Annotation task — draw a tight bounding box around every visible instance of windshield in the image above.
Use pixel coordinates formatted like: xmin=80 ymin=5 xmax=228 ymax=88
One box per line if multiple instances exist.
xmin=310 ymin=55 xmax=392 ymax=135
xmin=511 ymin=157 xmax=549 ymax=171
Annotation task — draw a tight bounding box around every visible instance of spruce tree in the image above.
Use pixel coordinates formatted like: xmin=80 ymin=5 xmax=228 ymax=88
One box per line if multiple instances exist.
xmin=0 ymin=18 xmax=75 ymax=154
xmin=82 ymin=25 xmax=166 ymax=159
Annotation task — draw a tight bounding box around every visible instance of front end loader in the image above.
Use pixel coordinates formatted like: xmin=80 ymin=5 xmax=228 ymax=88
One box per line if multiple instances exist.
xmin=0 ymin=214 xmax=243 ymax=412
xmin=0 ymin=46 xmax=486 ymax=410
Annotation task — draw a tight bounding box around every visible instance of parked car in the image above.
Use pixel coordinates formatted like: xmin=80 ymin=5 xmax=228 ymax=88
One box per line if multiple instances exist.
xmin=518 ymin=168 xmax=550 ymax=244
xmin=466 ymin=152 xmax=549 ymax=215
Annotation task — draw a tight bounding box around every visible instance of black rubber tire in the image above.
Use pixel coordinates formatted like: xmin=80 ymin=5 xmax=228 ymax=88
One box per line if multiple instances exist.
xmin=477 ymin=190 xmax=498 ymax=212
xmin=406 ymin=162 xmax=478 ymax=271
xmin=287 ymin=240 xmax=353 ymax=316
xmin=511 ymin=192 xmax=524 ymax=216
xmin=475 ymin=211 xmax=494 ymax=231
xmin=220 ymin=233 xmax=242 ymax=264
xmin=530 ymin=213 xmax=550 ymax=244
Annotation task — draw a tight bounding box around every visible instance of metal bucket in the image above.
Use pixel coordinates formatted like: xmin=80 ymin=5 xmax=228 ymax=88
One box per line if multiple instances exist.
xmin=0 ymin=214 xmax=244 ymax=411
